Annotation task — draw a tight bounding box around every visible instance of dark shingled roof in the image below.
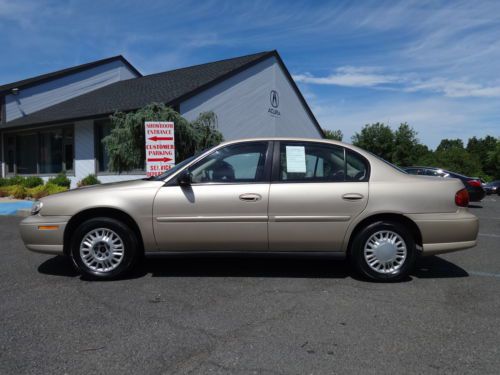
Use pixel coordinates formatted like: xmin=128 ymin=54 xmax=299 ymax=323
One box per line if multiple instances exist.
xmin=4 ymin=51 xmax=273 ymax=128
xmin=0 ymin=55 xmax=141 ymax=94
xmin=2 ymin=50 xmax=324 ymax=137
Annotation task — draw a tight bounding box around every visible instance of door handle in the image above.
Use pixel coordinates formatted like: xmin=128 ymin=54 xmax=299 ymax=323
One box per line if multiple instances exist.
xmin=239 ymin=193 xmax=262 ymax=202
xmin=342 ymin=193 xmax=364 ymax=201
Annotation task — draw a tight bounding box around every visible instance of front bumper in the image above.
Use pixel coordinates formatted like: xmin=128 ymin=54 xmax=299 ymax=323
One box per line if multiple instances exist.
xmin=406 ymin=210 xmax=479 ymax=255
xmin=19 ymin=215 xmax=71 ymax=255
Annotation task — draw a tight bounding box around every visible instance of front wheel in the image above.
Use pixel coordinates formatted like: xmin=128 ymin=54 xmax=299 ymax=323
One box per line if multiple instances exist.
xmin=70 ymin=217 xmax=139 ymax=280
xmin=350 ymin=221 xmax=417 ymax=282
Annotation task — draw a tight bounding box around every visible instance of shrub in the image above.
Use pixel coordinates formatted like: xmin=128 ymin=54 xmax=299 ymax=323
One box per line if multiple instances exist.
xmin=26 ymin=183 xmax=68 ymax=199
xmin=77 ymin=174 xmax=101 ymax=187
xmin=26 ymin=185 xmax=47 ymax=199
xmin=10 ymin=185 xmax=27 ymax=199
xmin=8 ymin=175 xmax=25 ymax=186
xmin=22 ymin=176 xmax=44 ymax=188
xmin=0 ymin=186 xmax=11 ymax=197
xmin=47 ymin=171 xmax=71 ymax=188
xmin=1 ymin=176 xmax=43 ymax=188
xmin=0 ymin=185 xmax=18 ymax=198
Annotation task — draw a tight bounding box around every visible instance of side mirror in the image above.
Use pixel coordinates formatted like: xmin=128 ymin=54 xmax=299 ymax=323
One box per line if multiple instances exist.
xmin=177 ymin=171 xmax=192 ymax=187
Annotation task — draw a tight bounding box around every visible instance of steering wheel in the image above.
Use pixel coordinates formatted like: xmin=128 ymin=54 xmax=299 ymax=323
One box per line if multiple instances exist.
xmin=353 ymin=171 xmax=365 ymax=180
xmin=212 ymin=161 xmax=235 ymax=182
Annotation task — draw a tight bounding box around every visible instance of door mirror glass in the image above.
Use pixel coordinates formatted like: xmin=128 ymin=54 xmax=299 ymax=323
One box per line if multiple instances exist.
xmin=177 ymin=171 xmax=192 ymax=186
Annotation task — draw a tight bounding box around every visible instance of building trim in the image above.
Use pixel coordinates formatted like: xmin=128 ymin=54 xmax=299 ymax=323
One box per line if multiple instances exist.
xmin=0 ymin=55 xmax=142 ymax=95
xmin=0 ymin=95 xmax=5 ymax=124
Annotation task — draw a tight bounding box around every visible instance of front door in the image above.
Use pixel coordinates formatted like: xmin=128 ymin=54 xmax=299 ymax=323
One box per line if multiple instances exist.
xmin=153 ymin=141 xmax=272 ymax=251
xmin=269 ymin=141 xmax=369 ymax=251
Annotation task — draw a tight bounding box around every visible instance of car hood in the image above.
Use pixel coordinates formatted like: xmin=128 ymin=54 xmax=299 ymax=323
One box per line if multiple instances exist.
xmin=39 ymin=179 xmax=165 ymax=216
xmin=73 ymin=179 xmax=154 ymax=191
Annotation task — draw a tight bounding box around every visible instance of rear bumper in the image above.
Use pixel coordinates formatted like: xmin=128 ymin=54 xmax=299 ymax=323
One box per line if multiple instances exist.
xmin=19 ymin=215 xmax=70 ymax=255
xmin=422 ymin=240 xmax=477 ymax=255
xmin=406 ymin=210 xmax=479 ymax=255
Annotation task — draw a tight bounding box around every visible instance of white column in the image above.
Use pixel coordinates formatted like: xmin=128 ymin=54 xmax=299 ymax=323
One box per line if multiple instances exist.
xmin=73 ymin=120 xmax=95 ymax=188
xmin=0 ymin=132 xmax=5 ymax=178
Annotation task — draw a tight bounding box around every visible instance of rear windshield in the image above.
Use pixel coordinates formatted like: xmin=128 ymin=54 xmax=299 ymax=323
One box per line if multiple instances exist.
xmin=366 ymin=151 xmax=407 ymax=173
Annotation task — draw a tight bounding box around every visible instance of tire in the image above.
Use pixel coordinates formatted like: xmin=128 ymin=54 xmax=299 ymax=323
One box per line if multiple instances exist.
xmin=70 ymin=217 xmax=139 ymax=280
xmin=349 ymin=221 xmax=416 ymax=282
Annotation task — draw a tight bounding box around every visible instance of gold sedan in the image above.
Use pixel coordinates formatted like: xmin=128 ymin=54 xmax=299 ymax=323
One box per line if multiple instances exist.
xmin=20 ymin=138 xmax=479 ymax=281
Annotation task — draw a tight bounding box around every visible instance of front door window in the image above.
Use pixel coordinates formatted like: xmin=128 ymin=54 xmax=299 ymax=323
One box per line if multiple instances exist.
xmin=189 ymin=142 xmax=269 ymax=184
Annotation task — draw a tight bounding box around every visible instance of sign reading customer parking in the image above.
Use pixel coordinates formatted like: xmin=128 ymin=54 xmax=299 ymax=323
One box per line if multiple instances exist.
xmin=145 ymin=121 xmax=175 ymax=177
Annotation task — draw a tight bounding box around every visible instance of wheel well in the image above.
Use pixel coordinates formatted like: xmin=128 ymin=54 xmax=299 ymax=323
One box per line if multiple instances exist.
xmin=346 ymin=213 xmax=423 ymax=254
xmin=63 ymin=208 xmax=144 ymax=255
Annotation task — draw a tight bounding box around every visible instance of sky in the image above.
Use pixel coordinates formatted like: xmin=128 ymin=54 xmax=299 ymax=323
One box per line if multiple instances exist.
xmin=0 ymin=0 xmax=499 ymax=149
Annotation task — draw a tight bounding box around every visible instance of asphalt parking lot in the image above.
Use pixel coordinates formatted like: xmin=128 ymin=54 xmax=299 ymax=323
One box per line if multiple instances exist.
xmin=1 ymin=198 xmax=499 ymax=375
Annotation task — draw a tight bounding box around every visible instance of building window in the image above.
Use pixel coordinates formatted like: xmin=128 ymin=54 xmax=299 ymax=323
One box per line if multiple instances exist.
xmin=95 ymin=120 xmax=113 ymax=172
xmin=6 ymin=135 xmax=16 ymax=174
xmin=16 ymin=133 xmax=38 ymax=174
xmin=4 ymin=125 xmax=74 ymax=175
xmin=95 ymin=119 xmax=145 ymax=173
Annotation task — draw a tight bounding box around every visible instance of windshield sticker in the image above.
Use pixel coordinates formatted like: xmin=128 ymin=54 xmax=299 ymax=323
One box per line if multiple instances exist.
xmin=286 ymin=146 xmax=306 ymax=173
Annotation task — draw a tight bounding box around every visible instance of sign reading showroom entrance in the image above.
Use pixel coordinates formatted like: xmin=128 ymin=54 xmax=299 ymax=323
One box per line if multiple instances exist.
xmin=145 ymin=121 xmax=175 ymax=177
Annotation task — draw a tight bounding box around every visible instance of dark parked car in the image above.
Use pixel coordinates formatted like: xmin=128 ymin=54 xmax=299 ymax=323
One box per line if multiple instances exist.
xmin=484 ymin=180 xmax=500 ymax=195
xmin=404 ymin=167 xmax=485 ymax=202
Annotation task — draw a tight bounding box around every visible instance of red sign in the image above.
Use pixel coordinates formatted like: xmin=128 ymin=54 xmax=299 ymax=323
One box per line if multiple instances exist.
xmin=145 ymin=121 xmax=175 ymax=177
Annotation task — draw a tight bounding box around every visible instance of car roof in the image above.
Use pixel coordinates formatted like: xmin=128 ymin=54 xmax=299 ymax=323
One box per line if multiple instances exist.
xmin=219 ymin=137 xmax=357 ymax=149
xmin=218 ymin=137 xmax=377 ymax=159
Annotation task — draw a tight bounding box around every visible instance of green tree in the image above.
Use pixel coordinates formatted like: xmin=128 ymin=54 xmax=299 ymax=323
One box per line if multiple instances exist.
xmin=392 ymin=122 xmax=427 ymax=166
xmin=102 ymin=103 xmax=223 ymax=173
xmin=467 ymin=135 xmax=498 ymax=178
xmin=431 ymin=147 xmax=483 ymax=177
xmin=436 ymin=139 xmax=464 ymax=152
xmin=486 ymin=140 xmax=500 ymax=179
xmin=323 ymin=128 xmax=343 ymax=141
xmin=352 ymin=123 xmax=395 ymax=162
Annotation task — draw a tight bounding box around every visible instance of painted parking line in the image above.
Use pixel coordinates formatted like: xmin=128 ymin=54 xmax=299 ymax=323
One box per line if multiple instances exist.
xmin=468 ymin=271 xmax=500 ymax=278
xmin=479 ymin=233 xmax=500 ymax=238
xmin=481 ymin=197 xmax=497 ymax=202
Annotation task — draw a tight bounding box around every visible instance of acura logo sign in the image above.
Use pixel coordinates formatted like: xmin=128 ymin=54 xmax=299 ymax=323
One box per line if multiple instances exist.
xmin=270 ymin=90 xmax=279 ymax=108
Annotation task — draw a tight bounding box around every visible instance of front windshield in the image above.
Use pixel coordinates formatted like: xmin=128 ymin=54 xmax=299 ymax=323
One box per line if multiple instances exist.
xmin=147 ymin=155 xmax=196 ymax=181
xmin=147 ymin=146 xmax=214 ymax=181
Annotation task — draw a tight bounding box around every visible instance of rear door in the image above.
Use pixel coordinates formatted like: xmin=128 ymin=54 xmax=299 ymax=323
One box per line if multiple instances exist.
xmin=268 ymin=141 xmax=369 ymax=251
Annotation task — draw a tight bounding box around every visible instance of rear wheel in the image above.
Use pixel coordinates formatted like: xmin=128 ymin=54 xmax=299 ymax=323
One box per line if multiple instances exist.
xmin=70 ymin=217 xmax=139 ymax=280
xmin=350 ymin=221 xmax=416 ymax=281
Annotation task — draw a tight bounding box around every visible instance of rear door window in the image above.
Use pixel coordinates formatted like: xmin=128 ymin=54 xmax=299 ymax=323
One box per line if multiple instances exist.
xmin=276 ymin=142 xmax=369 ymax=182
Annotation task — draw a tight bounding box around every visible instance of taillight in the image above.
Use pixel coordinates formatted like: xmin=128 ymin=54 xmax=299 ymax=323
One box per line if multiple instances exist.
xmin=467 ymin=179 xmax=481 ymax=187
xmin=455 ymin=188 xmax=469 ymax=207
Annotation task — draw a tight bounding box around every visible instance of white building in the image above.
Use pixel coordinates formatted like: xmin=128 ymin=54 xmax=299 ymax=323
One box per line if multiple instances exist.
xmin=0 ymin=51 xmax=323 ymax=187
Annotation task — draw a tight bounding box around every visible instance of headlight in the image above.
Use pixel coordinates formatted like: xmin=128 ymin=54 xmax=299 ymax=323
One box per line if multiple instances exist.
xmin=31 ymin=201 xmax=43 ymax=215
